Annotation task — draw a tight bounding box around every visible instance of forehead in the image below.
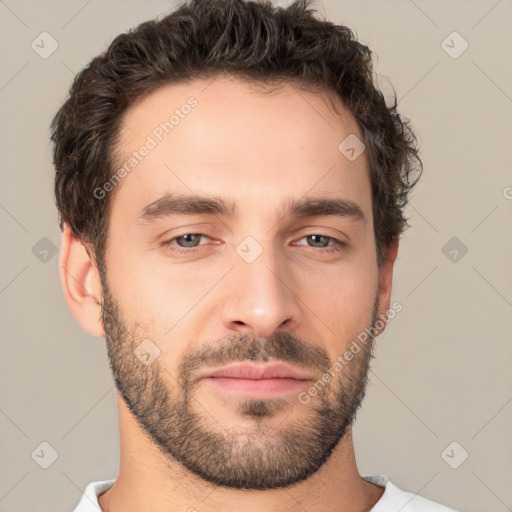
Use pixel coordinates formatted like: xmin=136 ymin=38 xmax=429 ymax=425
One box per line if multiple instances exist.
xmin=110 ymin=75 xmax=371 ymax=222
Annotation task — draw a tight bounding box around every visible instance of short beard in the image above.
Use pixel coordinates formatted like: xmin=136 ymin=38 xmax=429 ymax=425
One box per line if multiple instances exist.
xmin=99 ymin=268 xmax=378 ymax=490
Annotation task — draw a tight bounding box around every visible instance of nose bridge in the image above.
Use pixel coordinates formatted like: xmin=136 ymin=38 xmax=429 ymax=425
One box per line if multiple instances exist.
xmin=220 ymin=236 xmax=300 ymax=336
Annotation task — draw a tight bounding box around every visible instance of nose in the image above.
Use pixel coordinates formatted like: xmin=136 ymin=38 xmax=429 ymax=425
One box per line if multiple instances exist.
xmin=219 ymin=247 xmax=301 ymax=338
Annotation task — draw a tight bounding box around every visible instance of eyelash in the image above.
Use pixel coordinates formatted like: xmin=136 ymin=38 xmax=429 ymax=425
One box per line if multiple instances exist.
xmin=161 ymin=233 xmax=347 ymax=255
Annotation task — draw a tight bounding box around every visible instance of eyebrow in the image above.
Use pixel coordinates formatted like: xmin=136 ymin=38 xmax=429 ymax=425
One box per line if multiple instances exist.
xmin=286 ymin=196 xmax=366 ymax=224
xmin=136 ymin=193 xmax=366 ymax=224
xmin=137 ymin=194 xmax=236 ymax=221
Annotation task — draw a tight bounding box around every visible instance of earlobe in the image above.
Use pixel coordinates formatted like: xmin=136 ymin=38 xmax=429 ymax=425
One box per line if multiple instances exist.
xmin=374 ymin=239 xmax=399 ymax=337
xmin=59 ymin=225 xmax=105 ymax=338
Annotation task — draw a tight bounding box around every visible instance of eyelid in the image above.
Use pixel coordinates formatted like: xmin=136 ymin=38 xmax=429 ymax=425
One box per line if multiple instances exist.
xmin=165 ymin=233 xmax=211 ymax=246
xmin=292 ymin=226 xmax=349 ymax=244
xmin=294 ymin=234 xmax=339 ymax=245
xmin=292 ymin=234 xmax=347 ymax=253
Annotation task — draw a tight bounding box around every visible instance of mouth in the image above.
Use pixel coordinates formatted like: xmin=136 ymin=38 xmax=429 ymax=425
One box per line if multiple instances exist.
xmin=199 ymin=362 xmax=313 ymax=397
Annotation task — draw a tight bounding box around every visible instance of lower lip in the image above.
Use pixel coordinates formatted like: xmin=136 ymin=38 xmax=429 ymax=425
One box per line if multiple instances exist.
xmin=202 ymin=377 xmax=311 ymax=397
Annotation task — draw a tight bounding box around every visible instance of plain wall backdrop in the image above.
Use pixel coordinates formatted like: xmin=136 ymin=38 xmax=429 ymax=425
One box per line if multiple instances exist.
xmin=0 ymin=0 xmax=511 ymax=511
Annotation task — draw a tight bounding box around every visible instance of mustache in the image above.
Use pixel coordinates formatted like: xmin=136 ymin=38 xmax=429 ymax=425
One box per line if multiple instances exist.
xmin=177 ymin=331 xmax=332 ymax=386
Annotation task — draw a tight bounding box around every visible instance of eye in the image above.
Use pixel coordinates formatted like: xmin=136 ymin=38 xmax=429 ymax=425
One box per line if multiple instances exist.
xmin=295 ymin=234 xmax=346 ymax=253
xmin=174 ymin=234 xmax=207 ymax=248
xmin=300 ymin=234 xmax=331 ymax=248
xmin=162 ymin=233 xmax=211 ymax=253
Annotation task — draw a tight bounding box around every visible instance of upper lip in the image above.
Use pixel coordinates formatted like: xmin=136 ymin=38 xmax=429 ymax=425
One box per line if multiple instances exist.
xmin=200 ymin=362 xmax=313 ymax=380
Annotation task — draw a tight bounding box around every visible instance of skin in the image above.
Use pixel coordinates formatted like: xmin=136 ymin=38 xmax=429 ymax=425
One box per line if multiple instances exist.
xmin=60 ymin=75 xmax=399 ymax=512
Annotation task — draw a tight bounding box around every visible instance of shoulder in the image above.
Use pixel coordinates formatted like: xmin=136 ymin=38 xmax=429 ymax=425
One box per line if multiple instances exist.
xmin=71 ymin=479 xmax=115 ymax=512
xmin=364 ymin=475 xmax=460 ymax=512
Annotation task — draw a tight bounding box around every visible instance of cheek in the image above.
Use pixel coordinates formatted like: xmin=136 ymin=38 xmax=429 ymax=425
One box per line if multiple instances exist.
xmin=301 ymin=259 xmax=378 ymax=342
xmin=109 ymin=250 xmax=223 ymax=336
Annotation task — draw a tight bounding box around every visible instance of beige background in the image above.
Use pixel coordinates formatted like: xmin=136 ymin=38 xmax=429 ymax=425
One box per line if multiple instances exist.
xmin=1 ymin=0 xmax=511 ymax=511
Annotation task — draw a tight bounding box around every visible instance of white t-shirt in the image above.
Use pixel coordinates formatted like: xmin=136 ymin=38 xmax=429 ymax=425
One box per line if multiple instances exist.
xmin=71 ymin=474 xmax=459 ymax=511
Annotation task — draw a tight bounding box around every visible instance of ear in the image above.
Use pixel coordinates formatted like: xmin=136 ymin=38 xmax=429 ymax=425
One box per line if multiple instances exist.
xmin=373 ymin=238 xmax=399 ymax=337
xmin=59 ymin=224 xmax=105 ymax=338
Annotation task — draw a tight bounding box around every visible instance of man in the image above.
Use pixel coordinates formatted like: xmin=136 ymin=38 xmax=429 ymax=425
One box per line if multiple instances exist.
xmin=52 ymin=0 xmax=458 ymax=510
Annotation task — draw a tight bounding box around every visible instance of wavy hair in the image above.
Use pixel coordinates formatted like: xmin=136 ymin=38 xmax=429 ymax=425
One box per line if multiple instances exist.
xmin=51 ymin=0 xmax=422 ymax=269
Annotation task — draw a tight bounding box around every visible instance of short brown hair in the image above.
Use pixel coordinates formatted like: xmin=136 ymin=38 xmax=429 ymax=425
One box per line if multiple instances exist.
xmin=51 ymin=0 xmax=422 ymax=270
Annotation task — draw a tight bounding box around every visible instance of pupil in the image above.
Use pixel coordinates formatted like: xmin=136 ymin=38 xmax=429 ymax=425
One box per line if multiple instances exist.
xmin=180 ymin=234 xmax=199 ymax=247
xmin=309 ymin=235 xmax=327 ymax=247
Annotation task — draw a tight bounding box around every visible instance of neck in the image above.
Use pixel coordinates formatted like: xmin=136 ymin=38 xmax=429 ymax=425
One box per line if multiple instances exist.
xmin=98 ymin=393 xmax=384 ymax=512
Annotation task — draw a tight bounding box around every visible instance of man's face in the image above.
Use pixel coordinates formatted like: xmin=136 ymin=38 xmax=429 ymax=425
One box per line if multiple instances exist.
xmin=99 ymin=76 xmax=384 ymax=489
